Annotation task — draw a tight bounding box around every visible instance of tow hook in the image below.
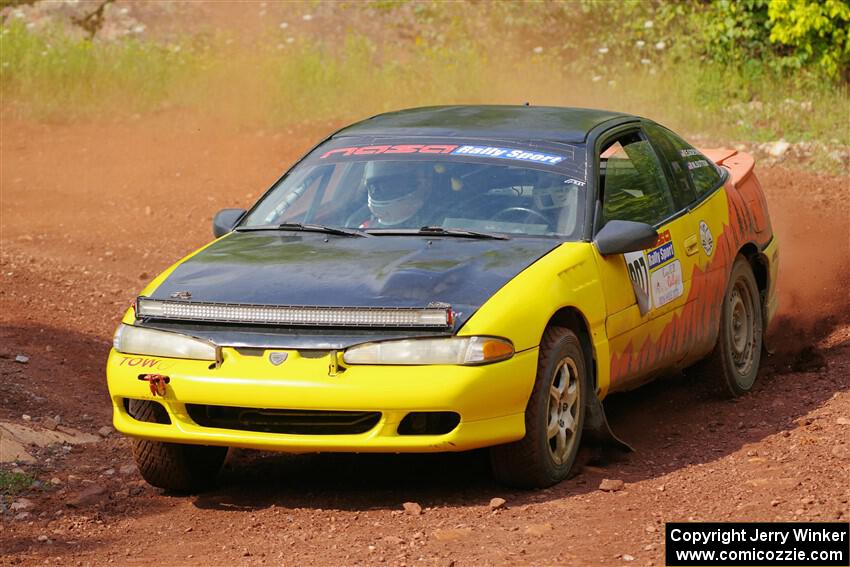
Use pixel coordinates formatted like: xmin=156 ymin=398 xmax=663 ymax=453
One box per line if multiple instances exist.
xmin=138 ymin=374 xmax=170 ymax=397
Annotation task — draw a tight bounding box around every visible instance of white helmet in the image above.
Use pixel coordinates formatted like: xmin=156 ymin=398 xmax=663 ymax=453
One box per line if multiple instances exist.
xmin=365 ymin=161 xmax=431 ymax=226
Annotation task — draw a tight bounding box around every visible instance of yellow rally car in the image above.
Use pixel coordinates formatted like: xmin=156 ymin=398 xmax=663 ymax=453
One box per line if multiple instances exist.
xmin=106 ymin=106 xmax=778 ymax=491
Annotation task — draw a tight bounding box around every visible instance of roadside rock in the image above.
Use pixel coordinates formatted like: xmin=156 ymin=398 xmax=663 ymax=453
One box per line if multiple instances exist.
xmin=489 ymin=497 xmax=506 ymax=510
xmin=432 ymin=528 xmax=472 ymax=541
xmin=402 ymin=502 xmax=422 ymax=516
xmin=0 ymin=420 xmax=104 ymax=456
xmin=831 ymin=444 xmax=849 ymax=460
xmin=98 ymin=426 xmax=114 ymax=438
xmin=15 ymin=354 xmax=29 ymax=364
xmin=67 ymin=484 xmax=107 ymax=508
xmin=599 ymin=478 xmax=625 ymax=492
xmin=119 ymin=464 xmax=137 ymax=475
xmin=766 ymin=140 xmax=790 ymax=158
xmin=43 ymin=416 xmax=60 ymax=431
xmin=525 ymin=523 xmax=554 ymax=536
xmin=11 ymin=498 xmax=34 ymax=511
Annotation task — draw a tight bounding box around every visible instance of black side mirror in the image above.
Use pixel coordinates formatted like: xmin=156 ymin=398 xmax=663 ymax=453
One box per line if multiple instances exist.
xmin=213 ymin=208 xmax=246 ymax=238
xmin=594 ymin=220 xmax=658 ymax=256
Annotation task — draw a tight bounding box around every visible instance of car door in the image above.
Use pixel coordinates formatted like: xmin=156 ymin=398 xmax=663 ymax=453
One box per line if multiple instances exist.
xmin=643 ymin=122 xmax=731 ymax=361
xmin=591 ymin=127 xmax=703 ymax=391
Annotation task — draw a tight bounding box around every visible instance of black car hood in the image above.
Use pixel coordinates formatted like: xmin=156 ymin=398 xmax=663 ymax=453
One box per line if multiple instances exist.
xmin=144 ymin=232 xmax=559 ymax=346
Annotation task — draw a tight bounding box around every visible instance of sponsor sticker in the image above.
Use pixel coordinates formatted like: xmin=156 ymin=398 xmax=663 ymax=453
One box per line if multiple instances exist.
xmin=319 ymin=144 xmax=459 ymax=159
xmin=623 ymin=230 xmax=682 ymax=314
xmin=679 ymin=149 xmax=710 ymax=169
xmin=651 ymin=260 xmax=684 ymax=308
xmin=624 ymin=250 xmax=652 ymax=315
xmin=451 ymin=145 xmax=566 ymax=166
xmin=319 ymin=143 xmax=570 ymax=167
xmin=647 ymin=241 xmax=675 ymax=270
xmin=699 ymin=220 xmax=714 ymax=256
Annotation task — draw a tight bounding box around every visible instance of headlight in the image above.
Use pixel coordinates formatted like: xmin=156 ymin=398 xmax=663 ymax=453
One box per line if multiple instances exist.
xmin=342 ymin=336 xmax=514 ymax=366
xmin=113 ymin=324 xmax=218 ymax=361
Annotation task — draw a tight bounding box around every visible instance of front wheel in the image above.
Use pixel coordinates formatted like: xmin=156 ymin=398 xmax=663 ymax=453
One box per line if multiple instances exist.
xmin=709 ymin=256 xmax=763 ymax=397
xmin=490 ymin=327 xmax=587 ymax=488
xmin=128 ymin=400 xmax=227 ymax=492
xmin=132 ymin=438 xmax=227 ymax=493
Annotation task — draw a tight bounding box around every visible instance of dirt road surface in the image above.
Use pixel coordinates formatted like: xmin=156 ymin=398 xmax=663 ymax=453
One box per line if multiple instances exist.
xmin=1 ymin=115 xmax=848 ymax=566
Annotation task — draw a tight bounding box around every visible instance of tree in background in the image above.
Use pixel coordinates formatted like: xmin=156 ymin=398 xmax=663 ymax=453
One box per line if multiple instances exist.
xmin=768 ymin=0 xmax=850 ymax=81
xmin=693 ymin=0 xmax=849 ymax=81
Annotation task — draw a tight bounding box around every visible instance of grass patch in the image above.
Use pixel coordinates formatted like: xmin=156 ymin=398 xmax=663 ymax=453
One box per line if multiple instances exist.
xmin=263 ymin=36 xmax=494 ymax=125
xmin=0 ymin=20 xmax=204 ymax=119
xmin=0 ymin=469 xmax=34 ymax=496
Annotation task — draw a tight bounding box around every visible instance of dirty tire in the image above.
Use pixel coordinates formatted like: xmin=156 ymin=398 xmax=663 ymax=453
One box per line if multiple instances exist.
xmin=129 ymin=401 xmax=227 ymax=493
xmin=127 ymin=398 xmax=169 ymax=424
xmin=708 ymin=256 xmax=763 ymax=397
xmin=490 ymin=326 xmax=587 ymax=488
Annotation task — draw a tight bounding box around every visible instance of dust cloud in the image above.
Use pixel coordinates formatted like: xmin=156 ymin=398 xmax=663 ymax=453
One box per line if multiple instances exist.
xmin=758 ymin=166 xmax=850 ymax=362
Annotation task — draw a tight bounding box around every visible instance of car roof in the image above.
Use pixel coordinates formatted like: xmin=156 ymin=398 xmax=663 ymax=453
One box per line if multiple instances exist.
xmin=332 ymin=105 xmax=635 ymax=144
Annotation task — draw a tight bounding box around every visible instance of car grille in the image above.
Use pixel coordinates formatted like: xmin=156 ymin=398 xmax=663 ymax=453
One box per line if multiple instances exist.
xmin=185 ymin=404 xmax=381 ymax=435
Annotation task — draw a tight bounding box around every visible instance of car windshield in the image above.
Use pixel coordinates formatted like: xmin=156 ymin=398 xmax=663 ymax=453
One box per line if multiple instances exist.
xmin=241 ymin=137 xmax=588 ymax=238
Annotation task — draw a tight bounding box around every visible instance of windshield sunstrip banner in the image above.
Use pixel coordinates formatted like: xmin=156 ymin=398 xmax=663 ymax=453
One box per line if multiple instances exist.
xmin=320 ymin=144 xmax=569 ymax=166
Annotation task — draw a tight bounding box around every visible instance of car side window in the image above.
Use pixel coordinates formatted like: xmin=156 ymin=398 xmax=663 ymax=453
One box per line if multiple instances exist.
xmin=646 ymin=124 xmax=724 ymax=198
xmin=643 ymin=123 xmax=697 ymax=208
xmin=600 ymin=132 xmax=676 ymax=227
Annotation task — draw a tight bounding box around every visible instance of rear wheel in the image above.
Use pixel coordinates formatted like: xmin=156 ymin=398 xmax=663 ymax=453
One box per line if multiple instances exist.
xmin=709 ymin=256 xmax=763 ymax=397
xmin=128 ymin=400 xmax=227 ymax=492
xmin=490 ymin=327 xmax=587 ymax=488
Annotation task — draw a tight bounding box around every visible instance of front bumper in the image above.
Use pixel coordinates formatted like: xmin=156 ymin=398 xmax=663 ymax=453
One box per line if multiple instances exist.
xmin=106 ymin=346 xmax=538 ymax=453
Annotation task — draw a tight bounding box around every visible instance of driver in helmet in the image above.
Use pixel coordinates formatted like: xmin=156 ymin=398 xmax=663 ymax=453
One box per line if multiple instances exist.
xmin=359 ymin=161 xmax=434 ymax=228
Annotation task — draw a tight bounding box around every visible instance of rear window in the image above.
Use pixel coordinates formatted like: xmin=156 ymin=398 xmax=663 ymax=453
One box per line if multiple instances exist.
xmin=645 ymin=124 xmax=724 ymax=199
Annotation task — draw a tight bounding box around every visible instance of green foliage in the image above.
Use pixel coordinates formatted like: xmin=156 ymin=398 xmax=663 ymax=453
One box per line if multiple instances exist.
xmin=366 ymin=0 xmax=410 ymax=11
xmin=693 ymin=0 xmax=773 ymax=64
xmin=0 ymin=469 xmax=33 ymax=496
xmin=656 ymin=0 xmax=850 ymax=79
xmin=769 ymin=0 xmax=850 ymax=79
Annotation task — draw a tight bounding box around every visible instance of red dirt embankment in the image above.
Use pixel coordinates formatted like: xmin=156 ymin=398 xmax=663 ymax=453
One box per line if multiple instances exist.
xmin=1 ymin=115 xmax=848 ymax=567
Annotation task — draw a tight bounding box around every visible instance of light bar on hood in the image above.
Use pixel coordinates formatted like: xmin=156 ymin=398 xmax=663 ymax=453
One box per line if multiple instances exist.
xmin=135 ymin=298 xmax=454 ymax=328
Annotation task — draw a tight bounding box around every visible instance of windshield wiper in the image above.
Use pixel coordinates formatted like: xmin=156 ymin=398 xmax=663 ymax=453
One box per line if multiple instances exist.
xmin=237 ymin=222 xmax=368 ymax=237
xmin=365 ymin=226 xmax=509 ymax=240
